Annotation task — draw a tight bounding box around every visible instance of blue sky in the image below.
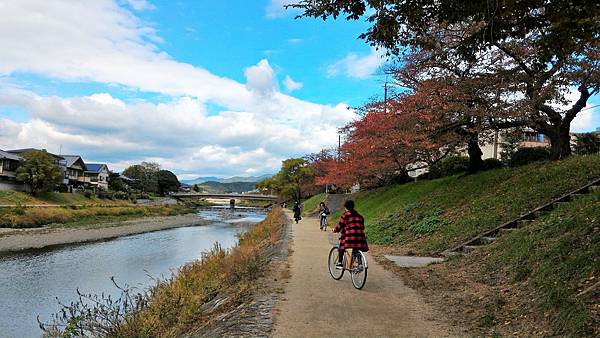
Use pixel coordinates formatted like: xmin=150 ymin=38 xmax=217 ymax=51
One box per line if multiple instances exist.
xmin=0 ymin=0 xmax=597 ymax=179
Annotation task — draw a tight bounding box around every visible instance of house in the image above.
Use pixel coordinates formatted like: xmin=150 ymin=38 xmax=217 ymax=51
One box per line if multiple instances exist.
xmin=84 ymin=163 xmax=110 ymax=190
xmin=61 ymin=155 xmax=87 ymax=188
xmin=0 ymin=149 xmax=25 ymax=191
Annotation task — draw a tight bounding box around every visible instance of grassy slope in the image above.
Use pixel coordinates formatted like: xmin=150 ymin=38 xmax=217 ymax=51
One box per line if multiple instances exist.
xmin=343 ymin=154 xmax=600 ymax=254
xmin=400 ymin=189 xmax=600 ymax=337
xmin=302 ymin=193 xmax=324 ymax=215
xmin=481 ymin=190 xmax=600 ymax=336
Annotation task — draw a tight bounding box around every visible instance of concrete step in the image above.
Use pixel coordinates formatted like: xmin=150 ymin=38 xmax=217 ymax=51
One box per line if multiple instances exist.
xmin=499 ymin=228 xmax=515 ymax=235
xmin=463 ymin=245 xmax=482 ymax=253
xmin=480 ymin=236 xmax=497 ymax=244
xmin=517 ymin=219 xmax=534 ymax=227
xmin=553 ymin=201 xmax=569 ymax=209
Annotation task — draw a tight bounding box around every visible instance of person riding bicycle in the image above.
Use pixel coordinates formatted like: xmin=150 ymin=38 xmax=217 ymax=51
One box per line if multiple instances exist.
xmin=333 ymin=200 xmax=369 ymax=268
xmin=318 ymin=201 xmax=330 ymax=230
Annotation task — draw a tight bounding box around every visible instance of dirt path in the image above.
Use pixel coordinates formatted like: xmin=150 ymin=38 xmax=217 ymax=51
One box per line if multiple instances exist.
xmin=273 ymin=212 xmax=457 ymax=337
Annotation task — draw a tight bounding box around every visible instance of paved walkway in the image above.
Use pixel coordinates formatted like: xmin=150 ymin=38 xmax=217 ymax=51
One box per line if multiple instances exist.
xmin=272 ymin=213 xmax=457 ymax=337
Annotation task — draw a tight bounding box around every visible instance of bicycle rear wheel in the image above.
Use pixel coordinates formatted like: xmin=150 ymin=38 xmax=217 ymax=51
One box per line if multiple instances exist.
xmin=350 ymin=251 xmax=368 ymax=289
xmin=328 ymin=246 xmax=344 ymax=280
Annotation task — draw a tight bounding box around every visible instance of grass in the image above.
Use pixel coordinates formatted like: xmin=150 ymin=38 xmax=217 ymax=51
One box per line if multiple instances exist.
xmin=342 ymin=154 xmax=600 ymax=254
xmin=480 ymin=190 xmax=600 ymax=336
xmin=0 ymin=204 xmax=193 ymax=229
xmin=43 ymin=208 xmax=288 ymax=337
xmin=0 ymin=191 xmax=131 ymax=206
xmin=302 ymin=193 xmax=325 ymax=215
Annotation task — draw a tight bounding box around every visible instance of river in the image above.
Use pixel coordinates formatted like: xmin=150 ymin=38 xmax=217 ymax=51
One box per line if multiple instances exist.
xmin=0 ymin=208 xmax=266 ymax=338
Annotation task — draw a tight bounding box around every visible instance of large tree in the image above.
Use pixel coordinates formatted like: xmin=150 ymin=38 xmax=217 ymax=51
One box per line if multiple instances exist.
xmin=157 ymin=170 xmax=180 ymax=196
xmin=15 ymin=150 xmax=63 ymax=196
xmin=257 ymin=158 xmax=315 ymax=201
xmin=122 ymin=162 xmax=160 ymax=193
xmin=292 ymin=0 xmax=600 ymax=159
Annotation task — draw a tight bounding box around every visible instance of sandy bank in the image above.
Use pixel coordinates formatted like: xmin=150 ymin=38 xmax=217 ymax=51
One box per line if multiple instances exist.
xmin=0 ymin=214 xmax=210 ymax=254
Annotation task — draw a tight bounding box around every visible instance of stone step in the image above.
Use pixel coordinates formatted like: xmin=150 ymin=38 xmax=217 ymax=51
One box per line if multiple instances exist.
xmin=463 ymin=245 xmax=482 ymax=253
xmin=499 ymin=228 xmax=515 ymax=235
xmin=480 ymin=236 xmax=497 ymax=244
xmin=517 ymin=219 xmax=534 ymax=227
xmin=553 ymin=201 xmax=569 ymax=209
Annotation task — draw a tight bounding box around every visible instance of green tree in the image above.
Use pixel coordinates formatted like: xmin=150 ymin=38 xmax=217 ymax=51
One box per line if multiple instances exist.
xmin=108 ymin=172 xmax=128 ymax=192
xmin=157 ymin=170 xmax=180 ymax=196
xmin=15 ymin=150 xmax=63 ymax=196
xmin=257 ymin=158 xmax=314 ymax=201
xmin=574 ymin=133 xmax=600 ymax=155
xmin=122 ymin=162 xmax=160 ymax=193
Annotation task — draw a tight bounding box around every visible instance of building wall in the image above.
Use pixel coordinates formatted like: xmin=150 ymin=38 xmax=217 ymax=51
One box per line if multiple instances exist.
xmin=0 ymin=180 xmax=27 ymax=192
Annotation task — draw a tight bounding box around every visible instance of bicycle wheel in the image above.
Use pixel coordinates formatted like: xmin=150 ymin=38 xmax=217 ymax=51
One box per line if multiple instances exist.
xmin=350 ymin=251 xmax=368 ymax=289
xmin=328 ymin=246 xmax=344 ymax=280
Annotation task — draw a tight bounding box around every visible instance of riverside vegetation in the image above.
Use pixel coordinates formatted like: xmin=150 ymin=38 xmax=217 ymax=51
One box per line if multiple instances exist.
xmin=41 ymin=208 xmax=287 ymax=337
xmin=0 ymin=191 xmax=192 ymax=229
xmin=306 ymin=154 xmax=600 ymax=336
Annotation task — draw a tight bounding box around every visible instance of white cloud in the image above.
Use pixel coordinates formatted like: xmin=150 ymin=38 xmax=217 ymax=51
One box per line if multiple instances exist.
xmin=0 ymin=90 xmax=355 ymax=177
xmin=552 ymin=88 xmax=597 ymax=132
xmin=121 ymin=0 xmax=154 ymax=11
xmin=265 ymin=0 xmax=294 ymax=19
xmin=0 ymin=0 xmax=359 ymax=177
xmin=244 ymin=59 xmax=278 ymax=94
xmin=327 ymin=47 xmax=387 ymax=79
xmin=283 ymin=75 xmax=303 ymax=92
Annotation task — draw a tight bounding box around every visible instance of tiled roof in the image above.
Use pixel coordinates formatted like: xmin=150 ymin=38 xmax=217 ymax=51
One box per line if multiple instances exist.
xmin=85 ymin=163 xmax=108 ymax=173
xmin=61 ymin=155 xmax=86 ymax=169
xmin=0 ymin=149 xmax=23 ymax=161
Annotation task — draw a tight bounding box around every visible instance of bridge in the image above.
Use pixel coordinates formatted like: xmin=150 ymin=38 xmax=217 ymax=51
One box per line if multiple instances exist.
xmin=170 ymin=193 xmax=277 ymax=201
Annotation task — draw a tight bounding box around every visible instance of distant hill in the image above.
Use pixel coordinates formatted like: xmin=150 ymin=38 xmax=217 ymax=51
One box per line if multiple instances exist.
xmin=194 ymin=181 xmax=257 ymax=194
xmin=181 ymin=174 xmax=271 ymax=185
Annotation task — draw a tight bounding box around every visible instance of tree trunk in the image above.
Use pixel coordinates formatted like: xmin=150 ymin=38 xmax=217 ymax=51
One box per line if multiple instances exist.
xmin=547 ymin=124 xmax=572 ymax=160
xmin=467 ymin=134 xmax=484 ymax=173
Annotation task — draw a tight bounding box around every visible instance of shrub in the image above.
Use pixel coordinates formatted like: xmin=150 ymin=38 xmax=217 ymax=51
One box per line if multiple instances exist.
xmin=483 ymin=158 xmax=503 ymax=170
xmin=509 ymin=147 xmax=550 ymax=167
xmin=428 ymin=156 xmax=470 ymax=178
xmin=83 ymin=191 xmax=94 ymax=198
xmin=573 ymin=132 xmax=600 ymax=155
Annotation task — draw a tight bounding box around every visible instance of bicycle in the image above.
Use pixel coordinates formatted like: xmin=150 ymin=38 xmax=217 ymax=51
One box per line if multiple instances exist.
xmin=319 ymin=214 xmax=328 ymax=231
xmin=327 ymin=246 xmax=368 ymax=289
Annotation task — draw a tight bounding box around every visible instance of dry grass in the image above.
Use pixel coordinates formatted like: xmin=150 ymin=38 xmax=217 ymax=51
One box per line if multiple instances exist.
xmin=0 ymin=204 xmax=192 ymax=228
xmin=73 ymin=208 xmax=287 ymax=337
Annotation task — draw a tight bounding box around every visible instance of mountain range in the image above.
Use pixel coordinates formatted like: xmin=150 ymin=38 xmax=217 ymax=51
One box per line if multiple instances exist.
xmin=180 ymin=174 xmax=271 ymax=185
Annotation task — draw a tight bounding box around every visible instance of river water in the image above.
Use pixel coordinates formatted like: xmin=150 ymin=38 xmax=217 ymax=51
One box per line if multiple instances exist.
xmin=0 ymin=208 xmax=266 ymax=338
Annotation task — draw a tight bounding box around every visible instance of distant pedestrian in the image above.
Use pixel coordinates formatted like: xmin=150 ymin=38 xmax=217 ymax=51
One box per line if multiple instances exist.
xmin=318 ymin=201 xmax=330 ymax=231
xmin=293 ymin=201 xmax=302 ymax=224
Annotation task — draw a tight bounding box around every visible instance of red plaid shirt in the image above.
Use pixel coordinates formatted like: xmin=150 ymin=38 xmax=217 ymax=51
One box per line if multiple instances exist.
xmin=334 ymin=210 xmax=369 ymax=252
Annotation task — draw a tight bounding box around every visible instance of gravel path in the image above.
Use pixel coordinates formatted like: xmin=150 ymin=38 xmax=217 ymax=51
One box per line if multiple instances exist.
xmin=272 ymin=212 xmax=458 ymax=337
xmin=0 ymin=214 xmax=209 ymax=253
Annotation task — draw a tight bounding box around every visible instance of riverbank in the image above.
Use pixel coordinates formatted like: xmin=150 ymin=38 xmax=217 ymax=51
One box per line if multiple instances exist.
xmin=0 ymin=214 xmax=209 ymax=253
xmin=39 ymin=208 xmax=289 ymax=337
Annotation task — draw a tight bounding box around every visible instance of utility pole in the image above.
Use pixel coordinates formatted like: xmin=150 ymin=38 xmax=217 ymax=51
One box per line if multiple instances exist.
xmin=383 ymin=75 xmax=388 ymax=114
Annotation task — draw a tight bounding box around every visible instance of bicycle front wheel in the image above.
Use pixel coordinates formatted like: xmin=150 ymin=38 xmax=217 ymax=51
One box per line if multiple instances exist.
xmin=350 ymin=251 xmax=368 ymax=289
xmin=328 ymin=246 xmax=344 ymax=280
